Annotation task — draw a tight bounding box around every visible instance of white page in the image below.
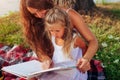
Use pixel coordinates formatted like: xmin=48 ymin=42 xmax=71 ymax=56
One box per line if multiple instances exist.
xmin=2 ymin=60 xmax=43 ymax=79
xmin=2 ymin=60 xmax=76 ymax=79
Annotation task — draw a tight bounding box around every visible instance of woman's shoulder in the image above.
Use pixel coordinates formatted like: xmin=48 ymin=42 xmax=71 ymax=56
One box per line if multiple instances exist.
xmin=60 ymin=7 xmax=81 ymax=21
xmin=60 ymin=7 xmax=75 ymax=13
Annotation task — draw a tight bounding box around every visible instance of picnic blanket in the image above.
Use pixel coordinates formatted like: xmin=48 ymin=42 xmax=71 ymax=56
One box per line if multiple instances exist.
xmin=0 ymin=43 xmax=106 ymax=80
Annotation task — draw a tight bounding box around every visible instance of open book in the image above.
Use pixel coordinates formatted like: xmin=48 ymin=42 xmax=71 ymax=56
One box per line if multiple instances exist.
xmin=2 ymin=60 xmax=76 ymax=79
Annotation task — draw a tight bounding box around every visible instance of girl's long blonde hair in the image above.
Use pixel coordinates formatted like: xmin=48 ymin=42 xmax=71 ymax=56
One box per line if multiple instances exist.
xmin=44 ymin=7 xmax=73 ymax=57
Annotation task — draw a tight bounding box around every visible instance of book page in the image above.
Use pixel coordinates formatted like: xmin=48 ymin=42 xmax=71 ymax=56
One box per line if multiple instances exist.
xmin=54 ymin=60 xmax=76 ymax=68
xmin=29 ymin=60 xmax=77 ymax=77
xmin=2 ymin=60 xmax=43 ymax=79
xmin=2 ymin=60 xmax=77 ymax=79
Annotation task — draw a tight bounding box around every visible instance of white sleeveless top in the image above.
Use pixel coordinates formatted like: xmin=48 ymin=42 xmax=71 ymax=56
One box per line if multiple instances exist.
xmin=51 ymin=35 xmax=88 ymax=80
xmin=52 ymin=35 xmax=82 ymax=63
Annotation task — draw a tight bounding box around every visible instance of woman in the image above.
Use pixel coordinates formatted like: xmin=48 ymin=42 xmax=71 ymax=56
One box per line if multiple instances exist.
xmin=20 ymin=0 xmax=98 ymax=73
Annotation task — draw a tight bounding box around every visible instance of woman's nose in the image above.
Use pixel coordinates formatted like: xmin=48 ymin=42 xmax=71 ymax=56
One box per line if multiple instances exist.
xmin=36 ymin=12 xmax=43 ymax=18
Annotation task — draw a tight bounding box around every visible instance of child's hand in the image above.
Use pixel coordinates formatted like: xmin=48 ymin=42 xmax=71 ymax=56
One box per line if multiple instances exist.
xmin=76 ymin=58 xmax=91 ymax=73
xmin=42 ymin=60 xmax=53 ymax=70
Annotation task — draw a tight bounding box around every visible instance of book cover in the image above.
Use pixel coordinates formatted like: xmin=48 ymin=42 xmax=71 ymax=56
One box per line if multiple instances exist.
xmin=2 ymin=60 xmax=76 ymax=79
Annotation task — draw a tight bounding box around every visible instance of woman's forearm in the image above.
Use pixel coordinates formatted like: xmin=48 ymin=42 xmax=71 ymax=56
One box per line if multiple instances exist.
xmin=83 ymin=38 xmax=98 ymax=61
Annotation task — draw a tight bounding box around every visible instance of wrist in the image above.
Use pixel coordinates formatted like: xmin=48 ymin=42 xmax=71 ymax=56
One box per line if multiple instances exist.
xmin=82 ymin=57 xmax=90 ymax=62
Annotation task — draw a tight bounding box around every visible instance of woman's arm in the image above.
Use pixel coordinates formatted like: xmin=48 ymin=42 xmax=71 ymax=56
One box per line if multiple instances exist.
xmin=68 ymin=9 xmax=98 ymax=61
xmin=68 ymin=9 xmax=98 ymax=72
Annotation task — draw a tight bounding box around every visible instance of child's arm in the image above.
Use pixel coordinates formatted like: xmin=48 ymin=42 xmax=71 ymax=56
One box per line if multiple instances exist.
xmin=74 ymin=36 xmax=87 ymax=54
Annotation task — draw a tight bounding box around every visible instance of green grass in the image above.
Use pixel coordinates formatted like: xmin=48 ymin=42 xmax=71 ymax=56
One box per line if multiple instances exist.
xmin=0 ymin=3 xmax=120 ymax=80
xmin=89 ymin=24 xmax=120 ymax=80
xmin=88 ymin=3 xmax=120 ymax=80
xmin=0 ymin=12 xmax=24 ymax=45
xmin=110 ymin=9 xmax=120 ymax=18
xmin=102 ymin=3 xmax=120 ymax=19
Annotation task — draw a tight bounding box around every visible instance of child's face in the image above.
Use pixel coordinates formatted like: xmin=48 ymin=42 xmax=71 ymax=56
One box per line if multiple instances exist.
xmin=48 ymin=23 xmax=65 ymax=39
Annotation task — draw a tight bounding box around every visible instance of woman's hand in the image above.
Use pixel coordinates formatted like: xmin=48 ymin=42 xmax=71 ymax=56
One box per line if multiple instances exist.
xmin=76 ymin=58 xmax=91 ymax=73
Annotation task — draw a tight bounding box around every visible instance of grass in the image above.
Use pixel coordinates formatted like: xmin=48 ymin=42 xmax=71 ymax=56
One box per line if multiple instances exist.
xmin=83 ymin=3 xmax=120 ymax=80
xmin=0 ymin=12 xmax=24 ymax=46
xmin=0 ymin=3 xmax=120 ymax=80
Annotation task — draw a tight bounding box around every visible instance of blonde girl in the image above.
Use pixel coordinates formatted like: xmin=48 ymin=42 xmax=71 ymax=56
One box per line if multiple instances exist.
xmin=43 ymin=7 xmax=88 ymax=80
